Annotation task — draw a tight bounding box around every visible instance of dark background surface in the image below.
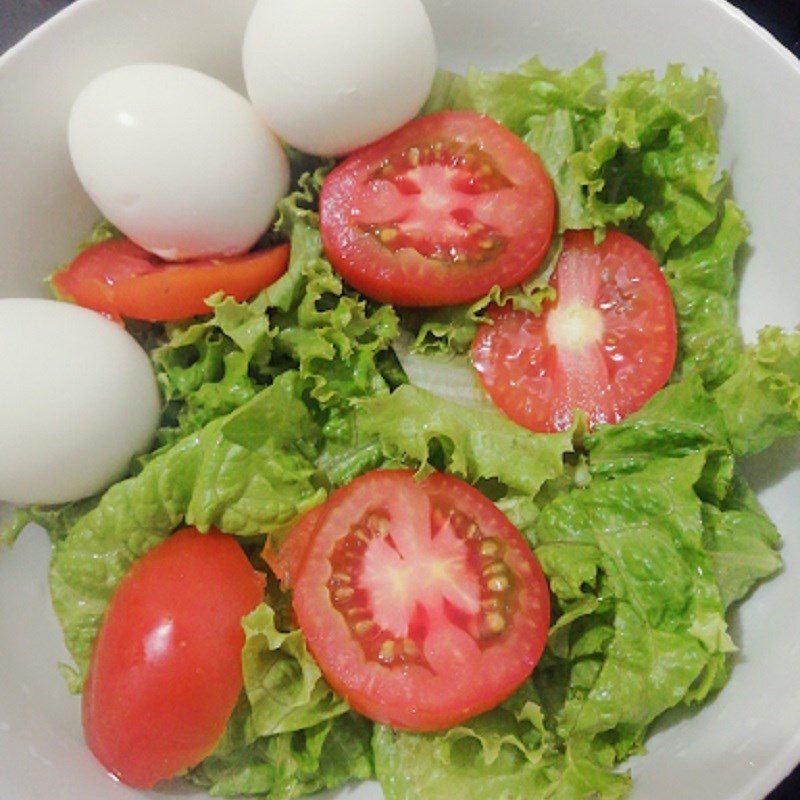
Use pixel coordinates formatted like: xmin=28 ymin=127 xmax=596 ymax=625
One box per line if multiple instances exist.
xmin=1 ymin=0 xmax=799 ymax=798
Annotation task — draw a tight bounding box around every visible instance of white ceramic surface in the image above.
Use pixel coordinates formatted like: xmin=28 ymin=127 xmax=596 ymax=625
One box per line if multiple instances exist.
xmin=0 ymin=1 xmax=798 ymax=799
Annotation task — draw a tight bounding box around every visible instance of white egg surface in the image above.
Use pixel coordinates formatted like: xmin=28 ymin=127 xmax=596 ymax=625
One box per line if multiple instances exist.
xmin=0 ymin=299 xmax=161 ymax=505
xmin=243 ymin=0 xmax=437 ymax=156
xmin=68 ymin=64 xmax=289 ymax=261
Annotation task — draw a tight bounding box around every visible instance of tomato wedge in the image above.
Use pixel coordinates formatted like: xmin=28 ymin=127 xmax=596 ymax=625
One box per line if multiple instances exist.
xmin=472 ymin=229 xmax=677 ymax=432
xmin=83 ymin=527 xmax=264 ymax=788
xmin=52 ymin=238 xmax=290 ymax=322
xmin=292 ymin=469 xmax=550 ymax=731
xmin=319 ymin=110 xmax=555 ymax=307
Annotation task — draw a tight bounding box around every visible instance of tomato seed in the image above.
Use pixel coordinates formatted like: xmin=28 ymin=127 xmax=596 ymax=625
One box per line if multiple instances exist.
xmin=484 ymin=612 xmax=507 ymax=634
xmin=482 ymin=562 xmax=507 ymax=578
xmin=366 ymin=513 xmax=390 ymax=537
xmin=354 ymin=620 xmax=375 ymax=637
xmin=487 ymin=575 xmax=510 ymax=593
xmin=378 ymin=640 xmax=396 ymax=664
xmin=480 ymin=538 xmax=500 ymax=557
xmin=334 ymin=586 xmax=355 ymax=602
xmin=402 ymin=638 xmax=418 ymax=658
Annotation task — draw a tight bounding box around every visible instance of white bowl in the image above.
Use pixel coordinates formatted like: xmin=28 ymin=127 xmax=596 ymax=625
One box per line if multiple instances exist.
xmin=0 ymin=1 xmax=798 ymax=799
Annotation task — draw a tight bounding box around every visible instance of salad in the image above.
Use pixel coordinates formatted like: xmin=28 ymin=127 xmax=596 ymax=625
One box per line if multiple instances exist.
xmin=2 ymin=1 xmax=800 ymax=799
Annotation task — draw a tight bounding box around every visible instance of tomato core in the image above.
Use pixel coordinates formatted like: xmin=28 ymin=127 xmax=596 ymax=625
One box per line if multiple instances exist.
xmin=357 ymin=140 xmax=511 ymax=265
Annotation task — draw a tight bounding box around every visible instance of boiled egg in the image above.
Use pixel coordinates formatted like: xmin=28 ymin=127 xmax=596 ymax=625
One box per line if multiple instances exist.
xmin=0 ymin=299 xmax=160 ymax=505
xmin=242 ymin=0 xmax=437 ymax=156
xmin=68 ymin=64 xmax=289 ymax=261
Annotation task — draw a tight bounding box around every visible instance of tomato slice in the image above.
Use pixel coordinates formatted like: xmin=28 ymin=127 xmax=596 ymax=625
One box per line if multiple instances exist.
xmin=82 ymin=527 xmax=264 ymax=788
xmin=52 ymin=238 xmax=290 ymax=322
xmin=472 ymin=229 xmax=677 ymax=432
xmin=292 ymin=469 xmax=550 ymax=731
xmin=319 ymin=110 xmax=555 ymax=307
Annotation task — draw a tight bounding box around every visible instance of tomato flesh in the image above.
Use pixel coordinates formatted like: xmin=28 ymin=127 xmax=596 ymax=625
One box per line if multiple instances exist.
xmin=82 ymin=527 xmax=264 ymax=788
xmin=320 ymin=111 xmax=555 ymax=307
xmin=53 ymin=238 xmax=289 ymax=322
xmin=292 ymin=470 xmax=550 ymax=731
xmin=472 ymin=229 xmax=677 ymax=432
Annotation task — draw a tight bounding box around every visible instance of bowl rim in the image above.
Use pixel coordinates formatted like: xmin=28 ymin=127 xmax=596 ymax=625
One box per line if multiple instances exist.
xmin=0 ymin=0 xmax=798 ymax=799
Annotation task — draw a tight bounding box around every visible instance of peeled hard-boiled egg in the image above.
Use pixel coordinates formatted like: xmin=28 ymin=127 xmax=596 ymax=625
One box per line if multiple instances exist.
xmin=0 ymin=299 xmax=161 ymax=505
xmin=242 ymin=0 xmax=437 ymax=156
xmin=68 ymin=64 xmax=289 ymax=261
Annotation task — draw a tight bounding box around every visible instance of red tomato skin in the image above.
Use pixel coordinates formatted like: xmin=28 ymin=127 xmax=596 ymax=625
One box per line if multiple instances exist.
xmin=473 ymin=229 xmax=678 ymax=432
xmin=261 ymin=504 xmax=326 ymax=590
xmin=53 ymin=239 xmax=289 ymax=322
xmin=320 ymin=111 xmax=555 ymax=307
xmin=82 ymin=527 xmax=264 ymax=789
xmin=292 ymin=470 xmax=550 ymax=731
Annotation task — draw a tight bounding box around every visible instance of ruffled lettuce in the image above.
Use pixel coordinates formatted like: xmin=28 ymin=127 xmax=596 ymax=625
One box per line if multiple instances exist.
xmin=150 ymin=168 xmax=399 ymax=456
xmin=585 ymin=373 xmax=783 ymax=607
xmin=188 ymin=708 xmax=373 ymax=799
xmin=714 ymin=326 xmax=800 ymax=456
xmin=239 ymin=603 xmax=346 ymax=738
xmin=664 ymin=200 xmax=748 ymax=389
xmin=533 ymin=454 xmax=734 ymax=764
xmin=373 ymin=682 xmax=630 ymax=800
xmin=702 ymin=476 xmax=782 ymax=609
xmin=357 ymin=384 xmax=573 ymax=496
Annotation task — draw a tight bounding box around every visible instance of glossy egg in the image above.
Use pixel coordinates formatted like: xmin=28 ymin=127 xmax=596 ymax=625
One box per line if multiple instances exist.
xmin=242 ymin=0 xmax=437 ymax=156
xmin=68 ymin=64 xmax=289 ymax=261
xmin=0 ymin=299 xmax=161 ymax=504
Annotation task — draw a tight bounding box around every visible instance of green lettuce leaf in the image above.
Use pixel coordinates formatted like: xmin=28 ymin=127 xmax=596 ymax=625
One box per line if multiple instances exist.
xmin=189 ymin=707 xmax=373 ymax=799
xmin=703 ymin=505 xmax=782 ymax=609
xmin=49 ymin=372 xmax=322 ymax=682
xmin=586 ymin=375 xmax=733 ymax=502
xmin=535 ymin=454 xmax=733 ymax=760
xmin=714 ymin=326 xmax=800 ymax=456
xmin=702 ymin=475 xmax=782 ymax=608
xmin=419 ymin=68 xmax=470 ymax=116
xmin=358 ymin=384 xmax=573 ymax=496
xmin=463 ymin=52 xmax=606 ymax=139
xmin=0 ymin=496 xmax=99 ymax=547
xmin=373 ymin=683 xmax=629 ymax=800
xmin=240 ymin=603 xmax=346 ymax=737
xmin=664 ymin=200 xmax=749 ymax=389
xmin=585 ymin=373 xmax=786 ymax=612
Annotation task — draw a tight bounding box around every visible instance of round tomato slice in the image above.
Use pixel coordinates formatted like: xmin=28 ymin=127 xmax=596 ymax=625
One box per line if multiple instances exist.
xmin=319 ymin=110 xmax=555 ymax=307
xmin=82 ymin=527 xmax=264 ymax=788
xmin=292 ymin=469 xmax=550 ymax=731
xmin=52 ymin=238 xmax=290 ymax=323
xmin=472 ymin=229 xmax=677 ymax=432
